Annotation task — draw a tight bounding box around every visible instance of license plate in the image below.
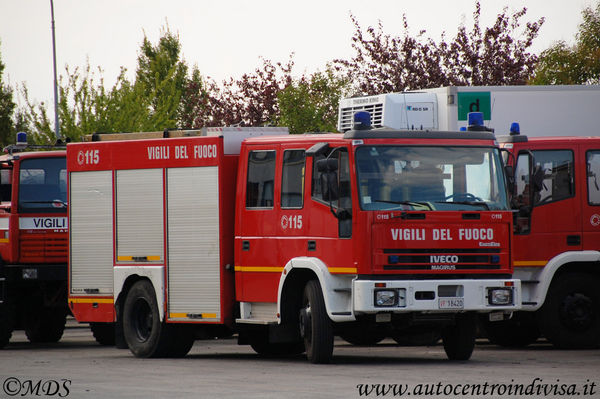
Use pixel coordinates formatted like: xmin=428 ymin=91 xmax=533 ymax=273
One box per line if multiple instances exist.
xmin=439 ymin=298 xmax=464 ymax=309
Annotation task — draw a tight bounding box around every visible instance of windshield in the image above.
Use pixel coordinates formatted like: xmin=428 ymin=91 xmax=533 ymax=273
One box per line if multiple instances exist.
xmin=355 ymin=146 xmax=509 ymax=211
xmin=18 ymin=157 xmax=67 ymax=213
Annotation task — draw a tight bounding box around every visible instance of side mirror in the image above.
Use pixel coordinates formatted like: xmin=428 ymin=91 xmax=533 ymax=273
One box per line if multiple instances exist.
xmin=504 ymin=165 xmax=515 ymax=193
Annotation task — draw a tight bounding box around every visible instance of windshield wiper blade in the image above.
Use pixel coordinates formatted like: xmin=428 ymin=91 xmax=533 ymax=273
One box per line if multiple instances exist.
xmin=373 ymin=199 xmax=433 ymax=210
xmin=435 ymin=200 xmax=489 ymax=210
xmin=20 ymin=200 xmax=68 ymax=207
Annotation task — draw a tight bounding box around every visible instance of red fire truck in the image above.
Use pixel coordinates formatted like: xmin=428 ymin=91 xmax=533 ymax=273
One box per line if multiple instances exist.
xmin=67 ymin=120 xmax=520 ymax=363
xmin=490 ymin=130 xmax=600 ymax=349
xmin=0 ymin=134 xmax=68 ymax=348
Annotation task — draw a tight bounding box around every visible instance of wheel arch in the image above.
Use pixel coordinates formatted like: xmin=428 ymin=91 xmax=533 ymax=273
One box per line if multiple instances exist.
xmin=277 ymin=257 xmax=355 ymax=323
xmin=521 ymin=251 xmax=600 ymax=310
xmin=114 ymin=266 xmax=165 ymax=322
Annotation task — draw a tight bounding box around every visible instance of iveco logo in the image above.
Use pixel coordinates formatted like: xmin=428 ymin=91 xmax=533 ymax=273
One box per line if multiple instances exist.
xmin=430 ymin=255 xmax=459 ymax=264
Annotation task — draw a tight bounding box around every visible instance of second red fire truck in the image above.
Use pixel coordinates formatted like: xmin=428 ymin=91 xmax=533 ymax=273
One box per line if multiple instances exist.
xmin=67 ymin=119 xmax=520 ymax=363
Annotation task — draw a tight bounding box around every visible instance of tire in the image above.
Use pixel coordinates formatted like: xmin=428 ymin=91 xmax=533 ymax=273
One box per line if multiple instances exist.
xmin=0 ymin=304 xmax=13 ymax=349
xmin=392 ymin=330 xmax=441 ymax=346
xmin=340 ymin=329 xmax=386 ymax=346
xmin=442 ymin=313 xmax=476 ymax=360
xmin=166 ymin=325 xmax=196 ymax=358
xmin=90 ymin=322 xmax=116 ymax=346
xmin=250 ymin=340 xmax=305 ymax=357
xmin=482 ymin=312 xmax=540 ymax=348
xmin=299 ymin=280 xmax=334 ymax=364
xmin=123 ymin=280 xmax=192 ymax=358
xmin=25 ymin=306 xmax=66 ymax=343
xmin=538 ymin=273 xmax=600 ymax=349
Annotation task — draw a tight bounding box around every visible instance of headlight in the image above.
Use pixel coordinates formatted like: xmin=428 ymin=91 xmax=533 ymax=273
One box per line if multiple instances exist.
xmin=374 ymin=289 xmax=397 ymax=307
xmin=488 ymin=288 xmax=513 ymax=305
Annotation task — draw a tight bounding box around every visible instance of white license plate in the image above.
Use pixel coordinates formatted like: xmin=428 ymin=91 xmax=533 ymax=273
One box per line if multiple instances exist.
xmin=439 ymin=298 xmax=464 ymax=309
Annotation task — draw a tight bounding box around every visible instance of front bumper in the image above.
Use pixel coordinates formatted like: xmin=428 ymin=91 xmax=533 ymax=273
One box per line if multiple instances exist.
xmin=353 ymin=278 xmax=521 ymax=314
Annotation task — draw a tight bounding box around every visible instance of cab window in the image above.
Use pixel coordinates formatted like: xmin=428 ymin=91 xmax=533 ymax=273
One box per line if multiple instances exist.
xmin=281 ymin=150 xmax=305 ymax=209
xmin=246 ymin=150 xmax=276 ymax=208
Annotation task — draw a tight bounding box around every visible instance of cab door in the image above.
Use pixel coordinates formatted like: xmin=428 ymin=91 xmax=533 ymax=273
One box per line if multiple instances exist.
xmin=581 ymin=145 xmax=600 ymax=250
xmin=512 ymin=145 xmax=581 ymax=268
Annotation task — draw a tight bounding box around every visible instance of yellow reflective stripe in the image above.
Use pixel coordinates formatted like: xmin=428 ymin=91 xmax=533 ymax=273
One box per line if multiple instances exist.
xmin=169 ymin=313 xmax=217 ymax=319
xmin=234 ymin=266 xmax=357 ymax=274
xmin=329 ymin=267 xmax=358 ymax=274
xmin=117 ymin=255 xmax=161 ymax=261
xmin=234 ymin=266 xmax=284 ymax=273
xmin=0 ymin=238 xmax=8 ymax=243
xmin=514 ymin=260 xmax=547 ymax=267
xmin=69 ymin=298 xmax=114 ymax=304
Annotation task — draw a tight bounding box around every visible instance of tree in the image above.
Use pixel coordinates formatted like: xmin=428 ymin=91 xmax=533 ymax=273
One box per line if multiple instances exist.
xmin=20 ymin=28 xmax=193 ymax=143
xmin=182 ymin=57 xmax=295 ymax=128
xmin=532 ymin=2 xmax=600 ymax=85
xmin=335 ymin=2 xmax=544 ymax=95
xmin=0 ymin=41 xmax=16 ymax=146
xmin=135 ymin=27 xmax=189 ymax=127
xmin=277 ymin=67 xmax=350 ymax=134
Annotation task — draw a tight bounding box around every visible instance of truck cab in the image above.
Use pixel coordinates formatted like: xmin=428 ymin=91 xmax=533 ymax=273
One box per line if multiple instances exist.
xmin=235 ymin=118 xmax=520 ymax=362
xmin=498 ymin=132 xmax=600 ymax=349
xmin=0 ymin=139 xmax=68 ymax=348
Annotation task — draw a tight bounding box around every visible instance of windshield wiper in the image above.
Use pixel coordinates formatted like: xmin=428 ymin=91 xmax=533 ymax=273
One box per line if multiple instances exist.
xmin=435 ymin=200 xmax=489 ymax=210
xmin=373 ymin=199 xmax=433 ymax=210
xmin=20 ymin=200 xmax=68 ymax=208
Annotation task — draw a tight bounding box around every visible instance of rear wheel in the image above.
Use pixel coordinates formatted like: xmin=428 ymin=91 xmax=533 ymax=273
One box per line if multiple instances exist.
xmin=0 ymin=304 xmax=14 ymax=348
xmin=340 ymin=328 xmax=386 ymax=346
xmin=392 ymin=330 xmax=441 ymax=346
xmin=25 ymin=306 xmax=66 ymax=343
xmin=482 ymin=312 xmax=540 ymax=348
xmin=250 ymin=340 xmax=305 ymax=357
xmin=538 ymin=273 xmax=600 ymax=349
xmin=299 ymin=280 xmax=333 ymax=364
xmin=123 ymin=280 xmax=194 ymax=358
xmin=90 ymin=322 xmax=116 ymax=346
xmin=442 ymin=313 xmax=476 ymax=360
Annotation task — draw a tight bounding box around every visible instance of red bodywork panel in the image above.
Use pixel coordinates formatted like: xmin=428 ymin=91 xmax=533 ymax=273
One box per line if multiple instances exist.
xmin=235 ymin=134 xmax=514 ymax=304
xmin=0 ymin=151 xmax=67 ymax=266
xmin=67 ymin=137 xmax=236 ymax=325
xmin=502 ymin=136 xmax=600 ymax=268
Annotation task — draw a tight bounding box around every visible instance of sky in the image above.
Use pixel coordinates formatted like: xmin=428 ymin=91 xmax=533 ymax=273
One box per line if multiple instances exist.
xmin=0 ymin=0 xmax=596 ymax=106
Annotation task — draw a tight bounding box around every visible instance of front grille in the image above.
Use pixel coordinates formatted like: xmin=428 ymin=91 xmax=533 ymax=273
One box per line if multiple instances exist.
xmin=382 ymin=248 xmax=503 ymax=272
xmin=20 ymin=233 xmax=68 ymax=262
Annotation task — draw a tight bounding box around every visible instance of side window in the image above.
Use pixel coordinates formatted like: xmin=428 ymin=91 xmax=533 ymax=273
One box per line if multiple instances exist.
xmin=531 ymin=150 xmax=574 ymax=205
xmin=246 ymin=150 xmax=276 ymax=208
xmin=311 ymin=148 xmax=352 ymax=237
xmin=281 ymin=150 xmax=305 ymax=209
xmin=587 ymin=150 xmax=600 ymax=205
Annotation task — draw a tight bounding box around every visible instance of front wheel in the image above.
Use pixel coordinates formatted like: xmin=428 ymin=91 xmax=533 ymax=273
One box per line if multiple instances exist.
xmin=538 ymin=273 xmax=600 ymax=349
xmin=442 ymin=313 xmax=476 ymax=360
xmin=299 ymin=280 xmax=334 ymax=364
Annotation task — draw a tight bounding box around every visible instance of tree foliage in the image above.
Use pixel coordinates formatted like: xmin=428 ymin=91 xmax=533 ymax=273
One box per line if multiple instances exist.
xmin=0 ymin=41 xmax=16 ymax=146
xmin=182 ymin=57 xmax=295 ymax=128
xmin=20 ymin=27 xmax=192 ymax=143
xmin=335 ymin=1 xmax=544 ymax=95
xmin=532 ymin=2 xmax=600 ymax=85
xmin=277 ymin=67 xmax=349 ymax=134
